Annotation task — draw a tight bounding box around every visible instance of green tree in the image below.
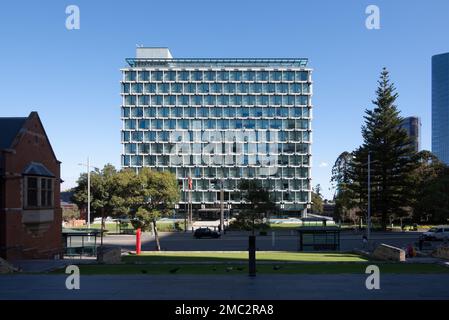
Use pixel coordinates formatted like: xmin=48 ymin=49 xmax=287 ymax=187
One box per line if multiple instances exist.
xmin=311 ymin=192 xmax=323 ymax=214
xmin=348 ymin=68 xmax=418 ymax=230
xmin=419 ymin=167 xmax=449 ymax=223
xmin=331 ymin=151 xmax=357 ymax=222
xmin=71 ymin=164 xmax=125 ymax=232
xmin=71 ymin=170 xmax=104 ymax=224
xmin=127 ymin=168 xmax=180 ymax=251
xmin=314 ymin=184 xmax=322 ymax=197
xmin=62 ymin=205 xmax=80 ymax=222
xmin=71 ymin=177 xmax=87 ymax=218
xmin=410 ymin=151 xmax=449 ymax=223
xmin=236 ymin=180 xmax=275 ymax=234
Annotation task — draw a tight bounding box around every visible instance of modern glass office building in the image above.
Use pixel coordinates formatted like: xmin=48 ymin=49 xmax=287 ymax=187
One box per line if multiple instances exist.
xmin=400 ymin=116 xmax=421 ymax=153
xmin=120 ymin=48 xmax=313 ymax=216
xmin=432 ymin=52 xmax=449 ymax=165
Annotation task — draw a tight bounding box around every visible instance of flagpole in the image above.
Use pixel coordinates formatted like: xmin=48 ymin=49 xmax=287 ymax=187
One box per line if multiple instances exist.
xmin=188 ymin=176 xmax=193 ymax=231
xmin=184 ymin=178 xmax=187 ymax=232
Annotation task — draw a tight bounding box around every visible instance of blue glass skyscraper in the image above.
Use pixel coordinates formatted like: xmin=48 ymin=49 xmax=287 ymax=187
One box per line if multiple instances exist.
xmin=121 ymin=48 xmax=313 ymax=217
xmin=432 ymin=52 xmax=449 ymax=165
xmin=400 ymin=116 xmax=421 ymax=152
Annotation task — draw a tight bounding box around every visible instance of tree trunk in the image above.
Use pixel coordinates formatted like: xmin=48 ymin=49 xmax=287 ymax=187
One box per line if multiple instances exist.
xmin=153 ymin=219 xmax=161 ymax=251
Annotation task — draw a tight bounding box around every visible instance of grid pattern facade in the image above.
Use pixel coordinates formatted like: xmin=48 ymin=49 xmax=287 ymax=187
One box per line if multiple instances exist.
xmin=432 ymin=53 xmax=449 ymax=165
xmin=120 ymin=57 xmax=313 ymax=213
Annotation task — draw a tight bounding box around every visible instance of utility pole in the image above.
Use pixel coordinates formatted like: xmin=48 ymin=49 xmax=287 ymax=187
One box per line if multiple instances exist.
xmin=78 ymin=157 xmax=96 ymax=230
xmin=183 ymin=178 xmax=187 ymax=232
xmin=189 ymin=190 xmax=192 ymax=227
xmin=367 ymin=152 xmax=371 ymax=241
xmin=88 ymin=157 xmax=91 ymax=230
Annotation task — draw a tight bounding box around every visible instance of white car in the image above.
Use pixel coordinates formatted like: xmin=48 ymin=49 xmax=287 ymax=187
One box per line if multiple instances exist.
xmin=421 ymin=226 xmax=449 ymax=241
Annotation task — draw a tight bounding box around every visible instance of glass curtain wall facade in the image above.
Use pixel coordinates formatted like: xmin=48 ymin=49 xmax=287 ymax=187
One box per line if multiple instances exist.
xmin=432 ymin=52 xmax=449 ymax=165
xmin=400 ymin=116 xmax=421 ymax=152
xmin=121 ymin=48 xmax=313 ymax=216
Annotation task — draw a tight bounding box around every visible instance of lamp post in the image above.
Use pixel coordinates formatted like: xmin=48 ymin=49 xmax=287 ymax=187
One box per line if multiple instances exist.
xmin=78 ymin=157 xmax=98 ymax=230
xmin=174 ymin=204 xmax=179 ymax=230
xmin=226 ymin=202 xmax=231 ymax=233
xmin=220 ymin=178 xmax=224 ymax=234
xmin=367 ymin=152 xmax=372 ymax=242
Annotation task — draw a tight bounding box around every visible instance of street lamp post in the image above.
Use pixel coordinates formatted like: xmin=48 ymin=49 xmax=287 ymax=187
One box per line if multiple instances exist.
xmin=367 ymin=152 xmax=372 ymax=241
xmin=220 ymin=178 xmax=224 ymax=234
xmin=78 ymin=157 xmax=92 ymax=229
xmin=174 ymin=204 xmax=179 ymax=230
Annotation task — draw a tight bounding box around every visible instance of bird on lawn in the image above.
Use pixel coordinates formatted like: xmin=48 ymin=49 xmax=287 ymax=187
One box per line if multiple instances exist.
xmin=169 ymin=267 xmax=180 ymax=274
xmin=273 ymin=265 xmax=282 ymax=271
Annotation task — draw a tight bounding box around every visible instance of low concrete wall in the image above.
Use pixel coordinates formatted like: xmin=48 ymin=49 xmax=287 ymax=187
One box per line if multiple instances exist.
xmin=97 ymin=246 xmax=122 ymax=264
xmin=372 ymin=244 xmax=406 ymax=262
xmin=431 ymin=246 xmax=449 ymax=260
xmin=0 ymin=258 xmax=18 ymax=274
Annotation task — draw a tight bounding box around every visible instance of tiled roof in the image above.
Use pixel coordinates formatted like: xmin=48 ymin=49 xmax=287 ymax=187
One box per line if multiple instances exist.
xmin=0 ymin=117 xmax=27 ymax=150
xmin=22 ymin=162 xmax=55 ymax=177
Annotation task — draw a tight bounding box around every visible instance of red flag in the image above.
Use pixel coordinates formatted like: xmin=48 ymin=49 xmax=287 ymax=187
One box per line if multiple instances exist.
xmin=188 ymin=177 xmax=193 ymax=190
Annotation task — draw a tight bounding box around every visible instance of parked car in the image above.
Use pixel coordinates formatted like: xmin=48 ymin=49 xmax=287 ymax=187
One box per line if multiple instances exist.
xmin=194 ymin=227 xmax=221 ymax=239
xmin=420 ymin=226 xmax=449 ymax=241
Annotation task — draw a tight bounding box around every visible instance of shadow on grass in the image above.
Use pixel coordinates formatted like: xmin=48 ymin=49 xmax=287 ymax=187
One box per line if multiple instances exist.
xmin=122 ymin=252 xmax=370 ymax=264
xmin=49 ymin=262 xmax=449 ymax=275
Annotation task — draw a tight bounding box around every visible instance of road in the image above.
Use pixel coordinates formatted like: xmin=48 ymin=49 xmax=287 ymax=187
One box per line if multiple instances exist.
xmin=101 ymin=231 xmax=422 ymax=252
xmin=1 ymin=274 xmax=449 ymax=300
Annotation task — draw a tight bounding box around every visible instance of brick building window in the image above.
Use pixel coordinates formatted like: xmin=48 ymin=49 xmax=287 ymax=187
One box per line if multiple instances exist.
xmin=27 ymin=177 xmax=38 ymax=206
xmin=25 ymin=176 xmax=54 ymax=209
xmin=41 ymin=178 xmax=53 ymax=207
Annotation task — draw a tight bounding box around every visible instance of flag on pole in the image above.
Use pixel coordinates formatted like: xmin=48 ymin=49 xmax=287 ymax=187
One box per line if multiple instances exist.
xmin=188 ymin=176 xmax=193 ymax=190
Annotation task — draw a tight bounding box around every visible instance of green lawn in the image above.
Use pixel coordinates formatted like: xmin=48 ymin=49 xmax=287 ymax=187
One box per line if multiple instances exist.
xmin=269 ymin=224 xmax=302 ymax=230
xmin=48 ymin=251 xmax=449 ymax=275
xmin=269 ymin=223 xmax=337 ymax=230
xmin=76 ymin=221 xmax=185 ymax=233
xmin=76 ymin=223 xmax=118 ymax=233
xmin=50 ymin=263 xmax=449 ymax=275
xmin=124 ymin=251 xmax=369 ymax=263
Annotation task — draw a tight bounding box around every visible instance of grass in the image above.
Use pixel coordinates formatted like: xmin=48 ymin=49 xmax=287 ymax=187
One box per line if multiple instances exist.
xmin=47 ymin=250 xmax=449 ymax=276
xmin=269 ymin=224 xmax=302 ymax=230
xmin=123 ymin=251 xmax=369 ymax=263
xmin=269 ymin=223 xmax=338 ymax=231
xmin=75 ymin=223 xmax=118 ymax=233
xmin=50 ymin=263 xmax=449 ymax=275
xmin=156 ymin=221 xmax=185 ymax=232
xmin=75 ymin=221 xmax=185 ymax=233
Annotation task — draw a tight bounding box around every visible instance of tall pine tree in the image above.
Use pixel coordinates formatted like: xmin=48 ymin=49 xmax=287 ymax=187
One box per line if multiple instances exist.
xmin=349 ymin=68 xmax=417 ymax=229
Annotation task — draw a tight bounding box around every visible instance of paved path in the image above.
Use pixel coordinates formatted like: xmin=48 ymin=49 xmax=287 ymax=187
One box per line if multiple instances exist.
xmin=1 ymin=274 xmax=449 ymax=300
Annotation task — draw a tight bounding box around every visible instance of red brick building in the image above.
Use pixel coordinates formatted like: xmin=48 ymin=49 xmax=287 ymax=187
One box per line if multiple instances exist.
xmin=0 ymin=112 xmax=62 ymax=260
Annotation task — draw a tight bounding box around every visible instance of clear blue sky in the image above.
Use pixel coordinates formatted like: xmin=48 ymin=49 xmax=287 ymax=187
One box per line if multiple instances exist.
xmin=1 ymin=0 xmax=448 ymax=199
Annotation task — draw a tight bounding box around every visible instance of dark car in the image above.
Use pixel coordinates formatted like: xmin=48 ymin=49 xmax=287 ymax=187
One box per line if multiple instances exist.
xmin=194 ymin=227 xmax=221 ymax=239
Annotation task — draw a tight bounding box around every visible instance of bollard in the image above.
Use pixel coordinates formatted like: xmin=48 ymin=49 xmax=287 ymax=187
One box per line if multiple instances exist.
xmin=248 ymin=235 xmax=256 ymax=277
xmin=136 ymin=228 xmax=142 ymax=255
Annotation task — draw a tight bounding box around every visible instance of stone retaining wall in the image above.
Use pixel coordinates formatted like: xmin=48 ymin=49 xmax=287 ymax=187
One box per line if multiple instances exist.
xmin=372 ymin=244 xmax=406 ymax=262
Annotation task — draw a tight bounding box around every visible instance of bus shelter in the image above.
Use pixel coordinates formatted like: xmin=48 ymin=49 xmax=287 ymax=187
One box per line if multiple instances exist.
xmin=62 ymin=228 xmax=103 ymax=257
xmin=297 ymin=226 xmax=341 ymax=251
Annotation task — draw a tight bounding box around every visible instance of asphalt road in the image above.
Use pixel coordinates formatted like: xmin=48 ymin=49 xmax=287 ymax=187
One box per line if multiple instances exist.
xmin=1 ymin=274 xmax=449 ymax=300
xmin=101 ymin=231 xmax=422 ymax=252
